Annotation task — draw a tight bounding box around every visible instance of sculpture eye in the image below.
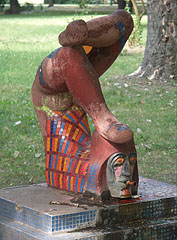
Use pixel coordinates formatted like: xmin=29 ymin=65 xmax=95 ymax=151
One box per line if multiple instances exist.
xmin=114 ymin=157 xmax=125 ymax=165
xmin=129 ymin=153 xmax=137 ymax=162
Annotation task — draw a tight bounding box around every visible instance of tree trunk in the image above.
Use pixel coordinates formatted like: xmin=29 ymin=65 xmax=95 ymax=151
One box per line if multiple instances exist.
xmin=117 ymin=0 xmax=126 ymax=9
xmin=5 ymin=0 xmax=20 ymax=14
xmin=128 ymin=0 xmax=133 ymax=13
xmin=141 ymin=0 xmax=177 ymax=81
xmin=48 ymin=0 xmax=54 ymax=7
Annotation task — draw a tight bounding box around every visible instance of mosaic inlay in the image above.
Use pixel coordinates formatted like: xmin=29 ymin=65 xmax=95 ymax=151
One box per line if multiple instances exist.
xmin=45 ymin=105 xmax=91 ymax=193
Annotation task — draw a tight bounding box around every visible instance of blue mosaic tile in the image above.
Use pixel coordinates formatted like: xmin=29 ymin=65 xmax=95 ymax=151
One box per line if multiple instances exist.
xmin=49 ymin=210 xmax=97 ymax=233
xmin=0 ymin=198 xmax=53 ymax=233
xmin=0 ymin=196 xmax=98 ymax=234
xmin=0 ymin=178 xmax=177 ymax=236
xmin=1 ymin=214 xmax=177 ymax=240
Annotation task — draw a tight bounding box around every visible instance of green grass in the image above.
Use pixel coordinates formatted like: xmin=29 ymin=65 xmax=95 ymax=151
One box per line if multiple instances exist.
xmin=100 ymin=74 xmax=176 ymax=184
xmin=0 ymin=11 xmax=176 ymax=188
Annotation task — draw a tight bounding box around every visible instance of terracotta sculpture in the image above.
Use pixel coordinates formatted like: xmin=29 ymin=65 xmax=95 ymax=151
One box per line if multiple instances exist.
xmin=31 ymin=10 xmax=138 ymax=199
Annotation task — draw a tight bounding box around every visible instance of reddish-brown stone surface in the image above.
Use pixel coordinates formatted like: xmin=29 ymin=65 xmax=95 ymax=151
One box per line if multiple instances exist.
xmin=31 ymin=10 xmax=138 ymax=198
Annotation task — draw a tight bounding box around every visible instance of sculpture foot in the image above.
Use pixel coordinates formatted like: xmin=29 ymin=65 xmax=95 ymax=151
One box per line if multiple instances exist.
xmin=59 ymin=20 xmax=88 ymax=47
xmin=101 ymin=122 xmax=133 ymax=144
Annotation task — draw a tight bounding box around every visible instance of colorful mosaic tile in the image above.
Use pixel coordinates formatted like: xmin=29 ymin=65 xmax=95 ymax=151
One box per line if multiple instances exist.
xmin=117 ymin=22 xmax=126 ymax=50
xmin=45 ymin=104 xmax=91 ymax=193
xmin=86 ymin=164 xmax=99 ymax=191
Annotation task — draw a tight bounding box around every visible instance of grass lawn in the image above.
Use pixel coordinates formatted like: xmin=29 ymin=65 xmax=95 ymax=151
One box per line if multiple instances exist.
xmin=0 ymin=9 xmax=176 ymax=188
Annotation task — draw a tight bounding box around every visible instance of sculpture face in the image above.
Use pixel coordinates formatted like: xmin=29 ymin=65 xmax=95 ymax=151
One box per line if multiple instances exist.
xmin=107 ymin=152 xmax=137 ymax=198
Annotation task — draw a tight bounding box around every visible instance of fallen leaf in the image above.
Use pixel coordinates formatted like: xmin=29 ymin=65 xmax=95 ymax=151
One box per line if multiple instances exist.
xmin=14 ymin=121 xmax=21 ymax=126
xmin=29 ymin=177 xmax=33 ymax=184
xmin=35 ymin=153 xmax=41 ymax=158
xmin=14 ymin=151 xmax=19 ymax=158
xmin=137 ymin=128 xmax=143 ymax=134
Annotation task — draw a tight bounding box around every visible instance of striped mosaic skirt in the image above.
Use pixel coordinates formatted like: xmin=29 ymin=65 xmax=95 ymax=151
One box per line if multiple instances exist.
xmin=45 ymin=104 xmax=91 ymax=193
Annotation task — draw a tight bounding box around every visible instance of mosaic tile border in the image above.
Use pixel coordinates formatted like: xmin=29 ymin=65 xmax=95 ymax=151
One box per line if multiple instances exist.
xmin=0 ymin=197 xmax=97 ymax=233
xmin=1 ymin=195 xmax=176 ymax=233
xmin=97 ymin=197 xmax=177 ymax=226
xmin=51 ymin=210 xmax=96 ymax=232
xmin=132 ymin=217 xmax=177 ymax=240
xmin=0 ymin=198 xmax=52 ymax=233
xmin=0 ymin=178 xmax=176 ymax=234
xmin=0 ymin=215 xmax=177 ymax=240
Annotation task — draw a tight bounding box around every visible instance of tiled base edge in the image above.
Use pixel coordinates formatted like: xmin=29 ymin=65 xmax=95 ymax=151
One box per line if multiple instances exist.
xmin=0 ymin=215 xmax=176 ymax=240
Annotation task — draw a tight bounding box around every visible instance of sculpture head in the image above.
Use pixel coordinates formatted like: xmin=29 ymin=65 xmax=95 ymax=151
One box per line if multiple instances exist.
xmin=107 ymin=151 xmax=138 ymax=198
xmin=87 ymin=131 xmax=138 ymax=199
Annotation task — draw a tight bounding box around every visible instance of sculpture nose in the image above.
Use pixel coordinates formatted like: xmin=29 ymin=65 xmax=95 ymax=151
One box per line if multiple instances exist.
xmin=121 ymin=159 xmax=130 ymax=177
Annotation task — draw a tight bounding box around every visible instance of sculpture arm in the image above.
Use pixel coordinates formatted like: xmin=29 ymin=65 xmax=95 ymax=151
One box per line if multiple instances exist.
xmin=59 ymin=46 xmax=106 ymax=112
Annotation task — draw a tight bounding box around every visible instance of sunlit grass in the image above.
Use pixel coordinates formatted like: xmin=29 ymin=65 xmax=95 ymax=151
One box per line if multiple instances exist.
xmin=100 ymin=76 xmax=176 ymax=184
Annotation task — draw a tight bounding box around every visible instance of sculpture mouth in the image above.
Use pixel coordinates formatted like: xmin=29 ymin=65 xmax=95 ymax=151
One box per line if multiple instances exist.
xmin=119 ymin=181 xmax=137 ymax=198
xmin=120 ymin=188 xmax=132 ymax=198
xmin=109 ymin=180 xmax=137 ymax=199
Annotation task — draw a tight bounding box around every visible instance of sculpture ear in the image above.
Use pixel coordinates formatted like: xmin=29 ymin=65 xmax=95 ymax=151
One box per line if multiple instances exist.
xmin=58 ymin=19 xmax=88 ymax=47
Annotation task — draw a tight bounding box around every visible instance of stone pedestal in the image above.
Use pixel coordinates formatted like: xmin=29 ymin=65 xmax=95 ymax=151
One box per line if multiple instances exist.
xmin=0 ymin=177 xmax=176 ymax=240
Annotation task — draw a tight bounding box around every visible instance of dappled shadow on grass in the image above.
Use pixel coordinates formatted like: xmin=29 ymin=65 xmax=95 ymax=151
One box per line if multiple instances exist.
xmin=0 ymin=6 xmax=113 ymax=19
xmin=0 ymin=11 xmax=77 ymax=18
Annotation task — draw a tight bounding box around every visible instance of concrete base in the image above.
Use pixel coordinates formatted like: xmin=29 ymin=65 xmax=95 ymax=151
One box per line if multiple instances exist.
xmin=0 ymin=177 xmax=177 ymax=240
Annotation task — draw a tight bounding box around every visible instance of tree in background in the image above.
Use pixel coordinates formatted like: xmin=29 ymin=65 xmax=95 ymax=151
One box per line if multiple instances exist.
xmin=5 ymin=0 xmax=20 ymax=14
xmin=48 ymin=0 xmax=54 ymax=7
xmin=134 ymin=0 xmax=177 ymax=81
xmin=117 ymin=1 xmax=146 ymax=46
xmin=117 ymin=0 xmax=126 ymax=9
xmin=128 ymin=0 xmax=133 ymax=13
xmin=117 ymin=0 xmax=132 ymax=12
xmin=77 ymin=0 xmax=88 ymax=9
xmin=128 ymin=0 xmax=145 ymax=45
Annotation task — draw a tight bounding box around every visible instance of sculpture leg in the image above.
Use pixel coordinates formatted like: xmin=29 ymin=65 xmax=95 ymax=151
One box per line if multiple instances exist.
xmin=43 ymin=103 xmax=91 ymax=192
xmin=59 ymin=10 xmax=134 ymax=144
xmin=60 ymin=46 xmax=133 ymax=144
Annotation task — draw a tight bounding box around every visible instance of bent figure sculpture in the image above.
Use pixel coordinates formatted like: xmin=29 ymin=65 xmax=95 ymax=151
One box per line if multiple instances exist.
xmin=31 ymin=10 xmax=139 ymax=199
